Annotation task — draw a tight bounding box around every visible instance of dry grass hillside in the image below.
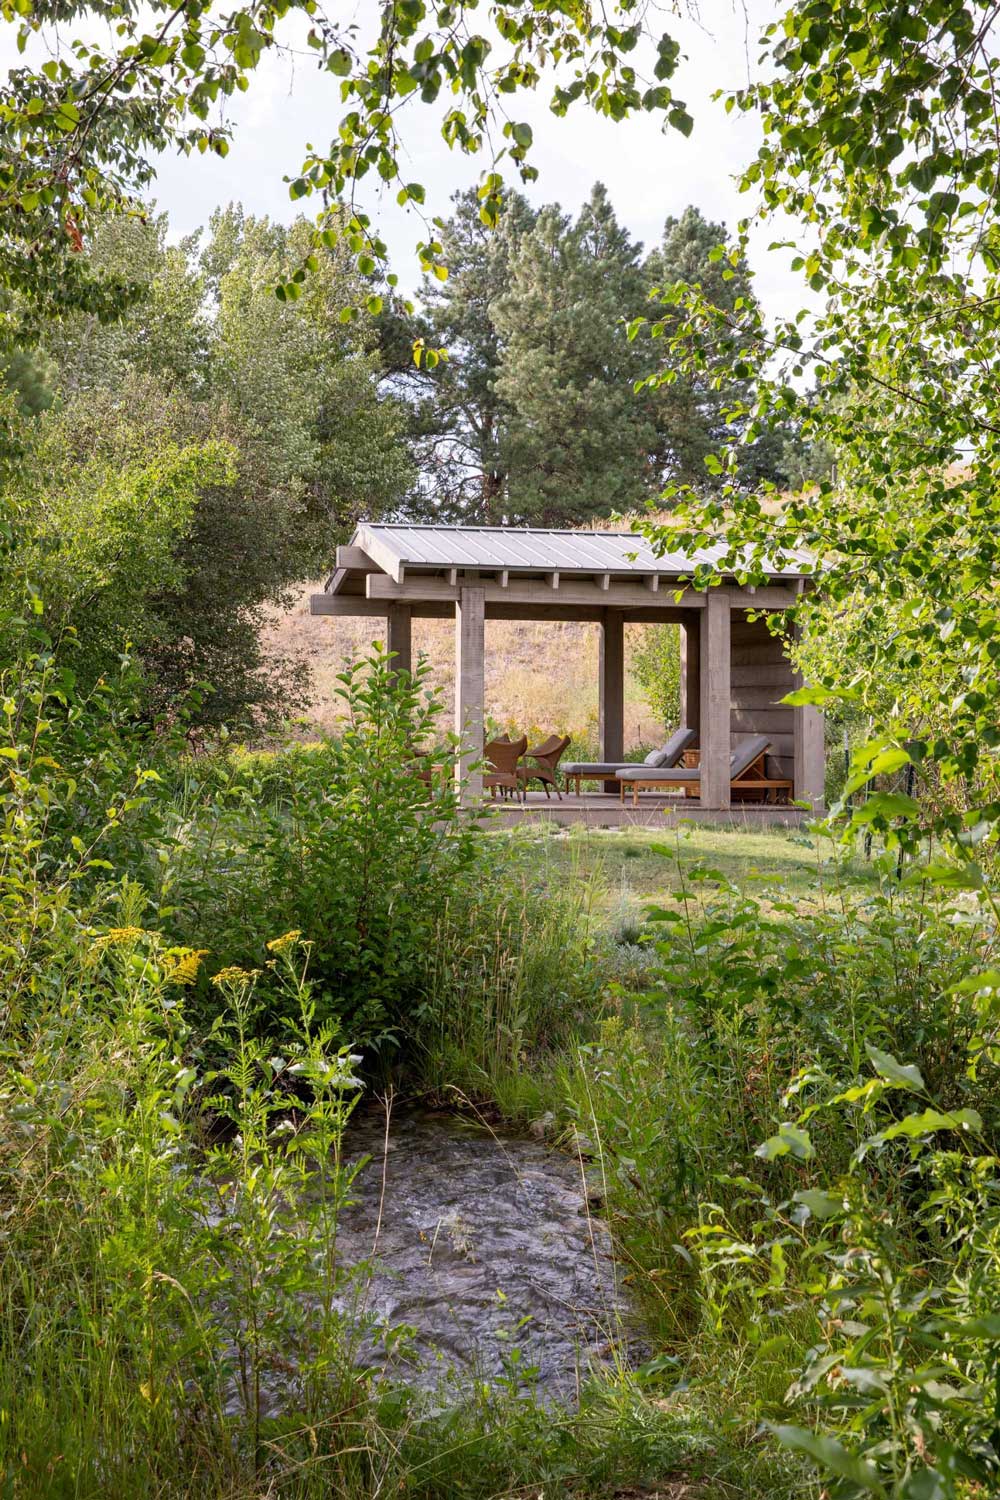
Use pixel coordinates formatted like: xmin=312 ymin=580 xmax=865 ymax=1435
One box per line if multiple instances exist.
xmin=263 ymin=582 xmax=665 ymax=752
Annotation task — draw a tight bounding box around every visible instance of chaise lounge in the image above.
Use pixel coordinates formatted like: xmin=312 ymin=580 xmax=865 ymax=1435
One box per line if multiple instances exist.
xmin=562 ymin=726 xmax=698 ymax=796
xmin=615 ymin=735 xmax=793 ymax=808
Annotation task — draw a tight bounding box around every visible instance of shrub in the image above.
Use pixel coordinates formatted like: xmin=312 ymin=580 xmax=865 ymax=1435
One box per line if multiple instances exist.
xmin=154 ymin=651 xmax=483 ymax=1051
xmin=700 ymin=1049 xmax=1000 ymax=1498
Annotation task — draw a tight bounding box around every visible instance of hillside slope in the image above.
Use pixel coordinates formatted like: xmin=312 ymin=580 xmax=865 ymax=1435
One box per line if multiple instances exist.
xmin=263 ymin=582 xmax=665 ymax=752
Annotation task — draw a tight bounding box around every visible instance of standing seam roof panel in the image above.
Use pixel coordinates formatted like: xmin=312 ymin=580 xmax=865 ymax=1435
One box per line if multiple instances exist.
xmin=352 ymin=524 xmax=811 ymax=577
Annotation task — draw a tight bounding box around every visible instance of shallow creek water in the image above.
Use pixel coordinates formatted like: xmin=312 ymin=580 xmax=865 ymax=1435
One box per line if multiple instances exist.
xmin=335 ymin=1108 xmax=633 ymax=1397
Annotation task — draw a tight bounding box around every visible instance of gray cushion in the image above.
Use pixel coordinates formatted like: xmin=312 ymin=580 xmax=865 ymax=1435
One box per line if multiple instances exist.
xmin=563 ymin=762 xmax=633 ymax=776
xmin=616 ymin=765 xmax=698 ymax=782
xmin=730 ymin=735 xmax=771 ymax=776
xmin=662 ymin=726 xmax=698 ymax=764
xmin=643 ymin=748 xmax=670 ymax=767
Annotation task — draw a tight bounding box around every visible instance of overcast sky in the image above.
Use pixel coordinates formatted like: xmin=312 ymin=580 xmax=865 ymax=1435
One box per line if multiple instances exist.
xmin=140 ymin=0 xmax=808 ymax=320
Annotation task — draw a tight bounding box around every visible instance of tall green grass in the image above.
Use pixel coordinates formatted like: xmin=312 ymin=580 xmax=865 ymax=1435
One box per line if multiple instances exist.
xmin=413 ymin=844 xmax=605 ymax=1116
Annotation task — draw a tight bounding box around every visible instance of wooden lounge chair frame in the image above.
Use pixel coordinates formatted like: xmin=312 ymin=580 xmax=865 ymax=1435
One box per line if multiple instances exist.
xmin=563 ymin=727 xmax=698 ymax=795
xmin=617 ymin=741 xmax=793 ymax=809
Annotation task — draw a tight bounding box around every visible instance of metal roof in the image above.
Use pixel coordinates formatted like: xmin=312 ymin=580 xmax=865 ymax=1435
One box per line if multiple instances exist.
xmin=350 ymin=523 xmax=811 ymax=580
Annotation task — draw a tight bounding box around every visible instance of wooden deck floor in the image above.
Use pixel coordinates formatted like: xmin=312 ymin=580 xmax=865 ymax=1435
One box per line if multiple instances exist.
xmin=480 ymin=790 xmax=811 ymax=829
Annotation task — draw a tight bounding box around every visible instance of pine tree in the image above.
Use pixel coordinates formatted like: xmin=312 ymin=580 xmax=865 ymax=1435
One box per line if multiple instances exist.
xmin=493 ymin=184 xmax=656 ymax=525
xmin=642 ymin=206 xmax=770 ymax=487
xmin=406 ymin=187 xmax=536 ymax=522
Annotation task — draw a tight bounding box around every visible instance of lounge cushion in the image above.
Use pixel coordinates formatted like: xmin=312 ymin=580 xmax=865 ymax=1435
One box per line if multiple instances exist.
xmin=617 ymin=765 xmax=699 ymax=783
xmin=565 ymin=727 xmax=697 ymax=780
xmin=730 ymin=734 xmax=771 ymax=777
xmin=615 ymin=735 xmax=772 ymax=785
xmin=661 ymin=726 xmax=698 ymax=765
xmin=563 ymin=762 xmax=635 ymax=776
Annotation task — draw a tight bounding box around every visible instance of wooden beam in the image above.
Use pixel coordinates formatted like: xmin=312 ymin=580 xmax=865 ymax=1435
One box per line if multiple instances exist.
xmin=498 ymin=569 xmax=509 ymax=587
xmin=644 ymin=574 xmax=660 ymax=593
xmin=793 ymin=648 xmax=826 ymax=811
xmin=335 ymin=545 xmax=377 ymax=570
xmin=546 ymin=571 xmax=560 ymax=590
xmin=455 ymin=586 xmax=486 ymax=806
xmin=486 ymin=603 xmax=605 ymax=623
xmin=729 ymin=585 xmax=799 ymax=609
xmin=311 ymin=594 xmax=389 ymax=617
xmin=700 ymin=589 xmax=731 ymax=810
xmin=356 ymin=526 xmax=407 ymax=582
xmin=386 ymin=603 xmax=412 ymax=676
xmin=680 ymin=617 xmax=701 ymax=737
xmin=599 ymin=573 xmax=611 ymax=590
xmin=366 ymin=575 xmax=708 ymax=610
xmin=599 ymin=609 xmax=625 ymax=792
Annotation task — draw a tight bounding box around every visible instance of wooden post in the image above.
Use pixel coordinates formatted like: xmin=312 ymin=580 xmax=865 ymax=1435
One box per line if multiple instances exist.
xmin=386 ymin=603 xmax=412 ymax=676
xmin=599 ymin=608 xmax=625 ymax=792
xmin=455 ymin=586 xmax=485 ymax=804
xmin=699 ymin=588 xmax=731 ymax=809
xmin=679 ymin=619 xmax=701 ymax=736
xmin=793 ymin=698 xmax=826 ymax=812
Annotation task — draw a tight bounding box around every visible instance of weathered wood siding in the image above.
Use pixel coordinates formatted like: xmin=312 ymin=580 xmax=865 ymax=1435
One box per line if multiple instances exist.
xmin=730 ymin=612 xmax=797 ymax=785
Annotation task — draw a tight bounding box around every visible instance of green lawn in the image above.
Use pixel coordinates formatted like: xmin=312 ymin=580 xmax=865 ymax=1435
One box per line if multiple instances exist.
xmin=507 ymin=822 xmax=874 ymax=922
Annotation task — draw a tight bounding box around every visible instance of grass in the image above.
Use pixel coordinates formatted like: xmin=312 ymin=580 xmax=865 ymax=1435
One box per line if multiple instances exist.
xmin=505 ymin=821 xmax=874 ymax=920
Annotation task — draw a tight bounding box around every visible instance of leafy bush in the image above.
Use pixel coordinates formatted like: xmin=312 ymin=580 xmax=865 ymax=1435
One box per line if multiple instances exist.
xmin=154 ymin=651 xmax=483 ymax=1051
xmin=553 ymin=843 xmax=1000 ymax=1492
xmin=630 ymin=622 xmax=681 ymax=728
xmin=704 ymin=1050 xmax=1000 ymax=1499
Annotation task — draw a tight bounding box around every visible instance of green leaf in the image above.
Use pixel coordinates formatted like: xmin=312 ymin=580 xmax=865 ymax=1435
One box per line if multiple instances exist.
xmin=953 ymin=969 xmax=1000 ymax=995
xmin=793 ymin=1187 xmax=845 ymax=1219
xmin=768 ymin=1425 xmax=887 ymax=1494
xmin=867 ymin=746 xmax=912 ymax=776
xmin=876 ymin=1108 xmax=982 ymax=1143
xmin=851 ymin=792 xmax=921 ymax=824
xmin=756 ymin=1123 xmax=814 ymax=1162
xmin=900 ymin=1471 xmax=948 ymax=1500
xmin=782 ymin=684 xmax=860 ymax=707
xmin=903 ymin=859 xmax=983 ymax=891
xmin=865 ymin=1045 xmax=924 ymax=1092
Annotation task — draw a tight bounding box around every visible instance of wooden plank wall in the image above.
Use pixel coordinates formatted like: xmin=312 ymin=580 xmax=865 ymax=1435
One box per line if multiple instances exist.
xmin=730 ymin=611 xmax=796 ymax=784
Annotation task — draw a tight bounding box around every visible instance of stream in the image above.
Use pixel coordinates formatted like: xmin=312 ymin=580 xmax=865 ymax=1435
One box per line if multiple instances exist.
xmin=334 ymin=1108 xmax=634 ymax=1398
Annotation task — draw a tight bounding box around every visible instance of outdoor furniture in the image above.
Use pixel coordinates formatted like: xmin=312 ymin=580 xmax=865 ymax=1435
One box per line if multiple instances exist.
xmin=483 ymin=734 xmax=528 ymax=801
xmin=316 ymin=525 xmax=827 ymax=816
xmin=563 ymin=726 xmax=697 ymax=795
xmin=517 ymin=734 xmax=571 ymax=799
xmin=616 ymin=735 xmax=793 ymax=808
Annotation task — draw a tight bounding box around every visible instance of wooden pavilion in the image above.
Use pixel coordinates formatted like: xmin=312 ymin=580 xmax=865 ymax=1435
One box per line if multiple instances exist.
xmin=311 ymin=523 xmax=825 ymax=822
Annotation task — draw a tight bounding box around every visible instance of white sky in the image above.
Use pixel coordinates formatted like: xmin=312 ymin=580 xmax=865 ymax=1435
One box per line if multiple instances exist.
xmin=141 ymin=0 xmax=809 ymax=319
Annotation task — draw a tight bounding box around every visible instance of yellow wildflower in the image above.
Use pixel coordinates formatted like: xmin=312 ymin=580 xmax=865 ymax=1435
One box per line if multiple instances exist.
xmin=211 ymin=965 xmax=261 ymax=989
xmin=161 ymin=948 xmax=210 ymax=986
xmin=90 ymin=926 xmax=145 ymax=955
xmin=266 ymin=930 xmax=302 ymax=955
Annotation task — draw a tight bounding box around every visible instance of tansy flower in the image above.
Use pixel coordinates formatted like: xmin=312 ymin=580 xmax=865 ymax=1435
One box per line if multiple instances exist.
xmin=162 ymin=948 xmax=210 ymax=986
xmin=266 ymin=930 xmax=302 ymax=955
xmin=91 ymin=926 xmax=145 ymax=954
xmin=211 ymin=965 xmax=261 ymax=989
